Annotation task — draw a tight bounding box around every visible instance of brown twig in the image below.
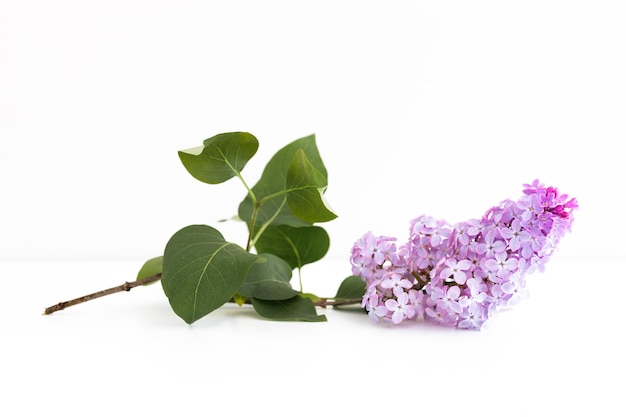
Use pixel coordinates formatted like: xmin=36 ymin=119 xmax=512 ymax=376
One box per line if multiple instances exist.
xmin=43 ymin=274 xmax=162 ymax=315
xmin=43 ymin=273 xmax=362 ymax=315
xmin=314 ymin=298 xmax=363 ymax=308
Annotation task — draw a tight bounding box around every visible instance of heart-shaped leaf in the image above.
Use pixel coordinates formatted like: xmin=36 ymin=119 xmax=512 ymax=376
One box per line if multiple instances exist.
xmin=251 ymin=295 xmax=327 ymax=322
xmin=178 ymin=132 xmax=258 ymax=184
xmin=237 ymin=253 xmax=298 ymax=300
xmin=254 ymin=225 xmax=330 ymax=270
xmin=161 ymin=224 xmax=260 ymax=324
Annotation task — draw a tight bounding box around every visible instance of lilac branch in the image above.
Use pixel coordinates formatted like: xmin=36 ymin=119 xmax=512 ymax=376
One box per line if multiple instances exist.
xmin=43 ymin=274 xmax=362 ymax=315
xmin=43 ymin=274 xmax=162 ymax=315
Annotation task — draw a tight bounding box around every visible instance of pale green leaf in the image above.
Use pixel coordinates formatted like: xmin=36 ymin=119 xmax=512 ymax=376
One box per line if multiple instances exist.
xmin=136 ymin=256 xmax=163 ymax=285
xmin=232 ymin=293 xmax=247 ymax=307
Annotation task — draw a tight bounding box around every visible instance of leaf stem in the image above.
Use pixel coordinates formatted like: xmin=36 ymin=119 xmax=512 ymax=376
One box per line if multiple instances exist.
xmin=297 ymin=267 xmax=303 ymax=293
xmin=258 ymin=183 xmax=321 ymax=205
xmin=43 ymin=274 xmax=162 ymax=315
xmin=246 ymin=203 xmax=260 ymax=252
xmin=236 ymin=171 xmax=258 ymax=252
xmin=235 ymin=172 xmax=255 ymax=203
xmin=249 ymin=196 xmax=288 ymax=249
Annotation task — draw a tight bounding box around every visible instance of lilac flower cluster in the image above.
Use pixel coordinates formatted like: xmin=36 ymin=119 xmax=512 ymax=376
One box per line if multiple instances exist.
xmin=350 ymin=180 xmax=578 ymax=330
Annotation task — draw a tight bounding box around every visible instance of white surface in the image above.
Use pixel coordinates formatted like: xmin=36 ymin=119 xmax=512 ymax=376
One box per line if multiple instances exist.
xmin=1 ymin=1 xmax=625 ymax=415
xmin=1 ymin=257 xmax=622 ymax=416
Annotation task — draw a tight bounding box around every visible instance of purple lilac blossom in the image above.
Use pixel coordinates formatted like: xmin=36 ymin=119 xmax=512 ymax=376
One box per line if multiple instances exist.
xmin=350 ymin=180 xmax=578 ymax=330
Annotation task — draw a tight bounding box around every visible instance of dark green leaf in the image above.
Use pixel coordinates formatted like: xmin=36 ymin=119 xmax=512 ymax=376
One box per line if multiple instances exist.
xmin=285 ymin=150 xmax=337 ymax=223
xmin=136 ymin=256 xmax=163 ymax=285
xmin=178 ymin=132 xmax=258 ymax=184
xmin=161 ymin=225 xmax=260 ymax=324
xmin=238 ymin=134 xmax=333 ymax=231
xmin=237 ymin=254 xmax=298 ymax=300
xmin=334 ymin=275 xmax=366 ymax=300
xmin=254 ymin=225 xmax=330 ymax=270
xmin=251 ymin=295 xmax=327 ymax=322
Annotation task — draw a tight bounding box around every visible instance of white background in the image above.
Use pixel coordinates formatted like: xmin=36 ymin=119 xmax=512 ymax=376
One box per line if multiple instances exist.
xmin=1 ymin=1 xmax=624 ymax=416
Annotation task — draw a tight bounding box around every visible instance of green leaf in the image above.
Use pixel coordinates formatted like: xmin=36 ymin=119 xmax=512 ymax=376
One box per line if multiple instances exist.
xmin=161 ymin=224 xmax=260 ymax=324
xmin=285 ymin=150 xmax=337 ymax=223
xmin=251 ymin=295 xmax=327 ymax=322
xmin=238 ymin=134 xmax=333 ymax=231
xmin=254 ymin=225 xmax=330 ymax=270
xmin=334 ymin=275 xmax=366 ymax=300
xmin=178 ymin=132 xmax=258 ymax=184
xmin=237 ymin=254 xmax=298 ymax=300
xmin=136 ymin=256 xmax=163 ymax=285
